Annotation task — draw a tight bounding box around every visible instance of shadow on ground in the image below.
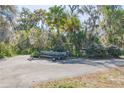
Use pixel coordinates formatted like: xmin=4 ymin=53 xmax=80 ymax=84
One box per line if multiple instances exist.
xmin=31 ymin=57 xmax=124 ymax=69
xmin=0 ymin=58 xmax=7 ymax=63
xmin=58 ymin=58 xmax=124 ymax=68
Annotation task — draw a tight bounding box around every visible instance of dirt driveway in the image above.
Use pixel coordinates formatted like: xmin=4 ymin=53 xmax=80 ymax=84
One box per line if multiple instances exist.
xmin=0 ymin=55 xmax=124 ymax=88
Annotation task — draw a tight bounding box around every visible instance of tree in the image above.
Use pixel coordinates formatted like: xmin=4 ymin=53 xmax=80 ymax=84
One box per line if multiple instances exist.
xmin=29 ymin=28 xmax=49 ymax=50
xmin=17 ymin=8 xmax=34 ymax=31
xmin=100 ymin=5 xmax=124 ymax=48
xmin=33 ymin=9 xmax=46 ymax=31
xmin=45 ymin=5 xmax=67 ymax=35
xmin=44 ymin=5 xmax=68 ymax=51
xmin=68 ymin=5 xmax=79 ymax=15
xmin=63 ymin=12 xmax=82 ymax=56
xmin=0 ymin=5 xmax=17 ymax=42
xmin=78 ymin=5 xmax=101 ymax=47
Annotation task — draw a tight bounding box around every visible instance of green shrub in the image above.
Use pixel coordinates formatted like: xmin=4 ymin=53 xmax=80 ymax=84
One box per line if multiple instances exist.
xmin=31 ymin=51 xmax=39 ymax=58
xmin=0 ymin=42 xmax=15 ymax=58
xmin=16 ymin=47 xmax=34 ymax=55
xmin=107 ymin=45 xmax=121 ymax=58
xmin=53 ymin=45 xmax=66 ymax=52
xmin=121 ymin=48 xmax=124 ymax=55
xmin=85 ymin=44 xmax=108 ymax=58
xmin=0 ymin=53 xmax=4 ymax=58
xmin=85 ymin=44 xmax=121 ymax=58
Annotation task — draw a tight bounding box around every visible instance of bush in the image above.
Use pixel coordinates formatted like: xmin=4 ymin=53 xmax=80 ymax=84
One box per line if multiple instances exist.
xmin=53 ymin=45 xmax=66 ymax=52
xmin=85 ymin=44 xmax=121 ymax=58
xmin=0 ymin=42 xmax=15 ymax=58
xmin=31 ymin=51 xmax=39 ymax=58
xmin=17 ymin=48 xmax=33 ymax=55
xmin=121 ymin=48 xmax=124 ymax=55
xmin=0 ymin=53 xmax=4 ymax=58
xmin=85 ymin=44 xmax=108 ymax=58
xmin=107 ymin=45 xmax=121 ymax=57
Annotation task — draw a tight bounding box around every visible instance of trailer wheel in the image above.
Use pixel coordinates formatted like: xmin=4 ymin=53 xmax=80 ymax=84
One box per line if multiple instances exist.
xmin=52 ymin=58 xmax=56 ymax=61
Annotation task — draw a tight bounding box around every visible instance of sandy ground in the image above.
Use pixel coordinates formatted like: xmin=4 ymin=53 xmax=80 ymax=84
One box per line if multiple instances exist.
xmin=0 ymin=55 xmax=124 ymax=88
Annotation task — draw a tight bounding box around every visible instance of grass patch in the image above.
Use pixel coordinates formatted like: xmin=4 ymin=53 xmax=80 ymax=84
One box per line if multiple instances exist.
xmin=33 ymin=67 xmax=124 ymax=88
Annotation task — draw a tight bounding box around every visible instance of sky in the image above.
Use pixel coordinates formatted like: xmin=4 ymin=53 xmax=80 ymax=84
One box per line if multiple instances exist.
xmin=18 ymin=5 xmax=52 ymax=11
xmin=18 ymin=5 xmax=124 ymax=12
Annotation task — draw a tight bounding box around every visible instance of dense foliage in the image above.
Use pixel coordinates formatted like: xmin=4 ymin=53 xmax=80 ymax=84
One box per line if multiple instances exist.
xmin=85 ymin=44 xmax=108 ymax=58
xmin=107 ymin=45 xmax=121 ymax=58
xmin=0 ymin=5 xmax=124 ymax=58
xmin=85 ymin=44 xmax=121 ymax=58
